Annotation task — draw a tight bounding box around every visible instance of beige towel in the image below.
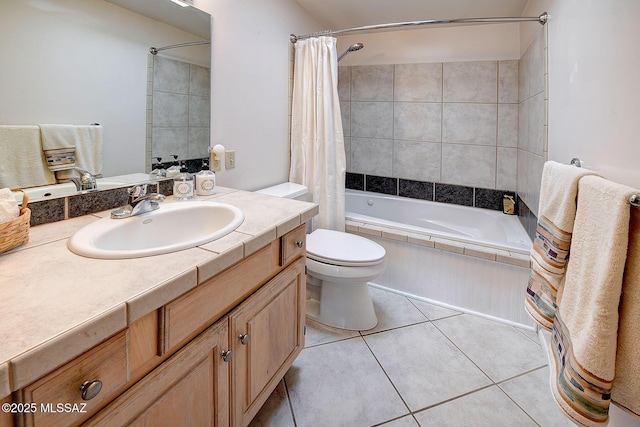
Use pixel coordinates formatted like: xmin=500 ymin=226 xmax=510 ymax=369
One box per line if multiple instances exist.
xmin=525 ymin=161 xmax=598 ymax=330
xmin=610 ymin=205 xmax=640 ymax=417
xmin=40 ymin=124 xmax=77 ymax=172
xmin=0 ymin=125 xmax=56 ymax=189
xmin=549 ymin=175 xmax=637 ymax=426
xmin=75 ymin=124 xmax=103 ymax=176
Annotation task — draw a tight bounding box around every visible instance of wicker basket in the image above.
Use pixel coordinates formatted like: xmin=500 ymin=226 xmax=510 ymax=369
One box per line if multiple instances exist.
xmin=0 ymin=192 xmax=30 ymax=253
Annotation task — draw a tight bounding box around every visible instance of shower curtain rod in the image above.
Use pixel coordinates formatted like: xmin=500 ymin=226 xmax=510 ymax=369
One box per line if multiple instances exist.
xmin=149 ymin=41 xmax=210 ymax=55
xmin=290 ymin=12 xmax=547 ymax=43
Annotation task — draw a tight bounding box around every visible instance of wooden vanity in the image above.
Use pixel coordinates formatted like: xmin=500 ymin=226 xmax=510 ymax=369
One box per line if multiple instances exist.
xmin=0 ymin=189 xmax=316 ymax=427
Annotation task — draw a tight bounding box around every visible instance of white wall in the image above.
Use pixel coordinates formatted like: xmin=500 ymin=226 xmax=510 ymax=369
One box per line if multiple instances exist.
xmin=194 ymin=0 xmax=325 ymax=190
xmin=0 ymin=0 xmax=207 ymax=177
xmin=336 ymin=23 xmax=521 ymax=65
xmin=523 ymin=0 xmax=640 ymax=189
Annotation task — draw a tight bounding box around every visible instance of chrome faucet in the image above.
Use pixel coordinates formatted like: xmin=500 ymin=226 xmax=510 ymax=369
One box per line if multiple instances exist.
xmin=69 ymin=167 xmax=97 ymax=191
xmin=111 ymin=185 xmax=166 ymax=219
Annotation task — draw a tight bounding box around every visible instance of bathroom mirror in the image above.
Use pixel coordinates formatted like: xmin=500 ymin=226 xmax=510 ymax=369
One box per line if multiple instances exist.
xmin=0 ymin=0 xmax=211 ymax=201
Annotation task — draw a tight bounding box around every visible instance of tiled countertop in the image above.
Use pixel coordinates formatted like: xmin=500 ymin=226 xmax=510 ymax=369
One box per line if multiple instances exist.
xmin=0 ymin=187 xmax=318 ymax=399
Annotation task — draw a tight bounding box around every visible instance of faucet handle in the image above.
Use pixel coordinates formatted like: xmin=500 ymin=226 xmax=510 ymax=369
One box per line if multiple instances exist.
xmin=128 ymin=184 xmax=148 ymax=202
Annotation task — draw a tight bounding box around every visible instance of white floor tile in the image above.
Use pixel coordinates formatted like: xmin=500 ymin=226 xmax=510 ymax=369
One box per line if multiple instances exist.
xmin=433 ymin=314 xmax=547 ymax=382
xmin=248 ymin=380 xmax=294 ymax=427
xmin=407 ymin=298 xmax=462 ymax=320
xmin=499 ymin=367 xmax=573 ymax=427
xmin=361 ymin=287 xmax=429 ymax=335
xmin=285 ymin=337 xmax=408 ymax=426
xmin=364 ymin=323 xmax=491 ymax=411
xmin=377 ymin=415 xmax=421 ymax=427
xmin=413 ymin=386 xmax=538 ymax=427
xmin=304 ymin=317 xmax=360 ymax=348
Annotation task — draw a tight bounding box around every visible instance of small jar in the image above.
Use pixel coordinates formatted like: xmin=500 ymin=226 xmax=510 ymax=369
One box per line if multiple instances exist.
xmin=173 ymin=163 xmax=194 ymax=200
xmin=195 ymin=164 xmax=216 ymax=196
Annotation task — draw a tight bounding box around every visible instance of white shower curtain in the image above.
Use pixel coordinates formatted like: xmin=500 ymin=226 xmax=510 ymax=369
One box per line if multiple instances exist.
xmin=289 ymin=36 xmax=346 ymax=232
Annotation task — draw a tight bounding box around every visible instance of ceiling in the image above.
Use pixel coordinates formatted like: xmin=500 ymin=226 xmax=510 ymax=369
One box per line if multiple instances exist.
xmin=104 ymin=0 xmax=211 ymax=39
xmin=292 ymin=0 xmax=530 ymax=30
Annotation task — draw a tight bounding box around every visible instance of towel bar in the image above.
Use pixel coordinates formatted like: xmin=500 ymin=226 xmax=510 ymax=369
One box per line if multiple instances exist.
xmin=569 ymin=158 xmax=639 ymax=207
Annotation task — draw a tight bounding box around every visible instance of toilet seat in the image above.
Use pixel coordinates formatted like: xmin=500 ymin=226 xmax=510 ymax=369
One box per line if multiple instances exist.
xmin=306 ymin=229 xmax=385 ymax=267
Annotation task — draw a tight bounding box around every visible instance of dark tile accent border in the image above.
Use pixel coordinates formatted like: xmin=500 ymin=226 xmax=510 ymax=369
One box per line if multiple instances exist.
xmin=29 ymin=198 xmax=66 ymax=226
xmin=517 ymin=195 xmax=538 ymax=241
xmin=435 ymin=183 xmax=474 ymax=206
xmin=365 ymin=175 xmax=397 ymax=195
xmin=476 ymin=188 xmax=516 ymax=212
xmin=347 ymin=173 xmax=525 ymax=213
xmin=345 ymin=172 xmax=364 ymax=191
xmin=399 ymin=179 xmax=434 ymax=200
xmin=27 ymin=179 xmax=174 ymax=227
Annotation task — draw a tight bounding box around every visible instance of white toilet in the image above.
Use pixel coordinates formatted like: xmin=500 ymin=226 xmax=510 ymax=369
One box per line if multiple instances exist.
xmin=256 ymin=183 xmax=386 ymax=330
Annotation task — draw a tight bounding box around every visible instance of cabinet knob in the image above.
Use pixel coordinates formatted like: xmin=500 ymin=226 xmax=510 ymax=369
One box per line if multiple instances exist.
xmin=238 ymin=333 xmax=250 ymax=345
xmin=221 ymin=349 xmax=234 ymax=362
xmin=295 ymin=240 xmax=304 ymax=248
xmin=80 ymin=380 xmax=103 ymax=401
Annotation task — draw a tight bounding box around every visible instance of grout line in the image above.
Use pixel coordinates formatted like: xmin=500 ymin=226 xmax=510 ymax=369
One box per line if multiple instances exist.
xmin=282 ymin=377 xmax=299 ymax=427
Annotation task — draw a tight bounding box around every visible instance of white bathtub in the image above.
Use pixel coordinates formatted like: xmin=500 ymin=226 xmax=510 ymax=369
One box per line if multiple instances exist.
xmin=345 ymin=189 xmax=535 ymax=329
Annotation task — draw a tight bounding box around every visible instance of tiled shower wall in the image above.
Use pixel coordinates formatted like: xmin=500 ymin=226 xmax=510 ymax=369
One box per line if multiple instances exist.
xmin=339 ymin=60 xmax=519 ymax=193
xmin=146 ymin=55 xmax=210 ymax=171
xmin=517 ymin=26 xmax=548 ymax=236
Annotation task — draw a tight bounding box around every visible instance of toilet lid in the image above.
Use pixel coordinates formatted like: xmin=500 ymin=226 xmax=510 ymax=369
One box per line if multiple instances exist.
xmin=306 ymin=229 xmax=386 ymax=267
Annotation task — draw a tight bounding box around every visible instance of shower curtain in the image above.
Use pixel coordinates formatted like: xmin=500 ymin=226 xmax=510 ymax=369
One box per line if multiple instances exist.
xmin=289 ymin=36 xmax=346 ymax=232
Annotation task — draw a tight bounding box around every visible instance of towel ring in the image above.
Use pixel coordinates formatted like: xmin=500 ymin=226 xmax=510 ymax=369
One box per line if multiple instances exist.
xmin=570 ymin=158 xmax=582 ymax=167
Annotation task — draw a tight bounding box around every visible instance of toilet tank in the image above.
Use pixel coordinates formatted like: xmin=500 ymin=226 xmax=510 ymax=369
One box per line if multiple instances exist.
xmin=255 ymin=183 xmax=310 ymax=201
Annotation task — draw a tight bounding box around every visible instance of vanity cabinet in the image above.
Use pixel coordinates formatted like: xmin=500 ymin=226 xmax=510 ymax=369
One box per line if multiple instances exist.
xmin=9 ymin=225 xmax=307 ymax=427
xmin=230 ymin=257 xmax=305 ymax=426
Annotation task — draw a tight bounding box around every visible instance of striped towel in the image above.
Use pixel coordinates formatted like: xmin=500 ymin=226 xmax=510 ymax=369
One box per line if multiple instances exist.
xmin=524 ymin=161 xmax=597 ymax=330
xmin=549 ymin=175 xmax=637 ymax=426
xmin=39 ymin=124 xmax=78 ymax=172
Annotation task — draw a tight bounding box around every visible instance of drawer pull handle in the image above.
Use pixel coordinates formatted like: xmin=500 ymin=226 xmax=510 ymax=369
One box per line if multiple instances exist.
xmin=295 ymin=240 xmax=304 ymax=248
xmin=80 ymin=380 xmax=103 ymax=401
xmin=221 ymin=349 xmax=234 ymax=362
xmin=239 ymin=334 xmax=250 ymax=345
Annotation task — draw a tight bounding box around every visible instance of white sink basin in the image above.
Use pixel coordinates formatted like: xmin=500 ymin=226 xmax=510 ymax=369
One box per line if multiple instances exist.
xmin=68 ymin=201 xmax=245 ymax=259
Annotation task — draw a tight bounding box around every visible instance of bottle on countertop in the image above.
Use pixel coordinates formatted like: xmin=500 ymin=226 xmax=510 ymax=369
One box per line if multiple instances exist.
xmin=165 ymin=155 xmax=181 ymax=178
xmin=149 ymin=157 xmax=166 ymax=180
xmin=173 ymin=161 xmax=194 ymax=200
xmin=195 ymin=159 xmax=216 ymax=196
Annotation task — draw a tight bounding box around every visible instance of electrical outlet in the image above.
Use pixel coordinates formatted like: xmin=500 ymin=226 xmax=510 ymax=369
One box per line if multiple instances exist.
xmin=225 ymin=150 xmax=236 ymax=169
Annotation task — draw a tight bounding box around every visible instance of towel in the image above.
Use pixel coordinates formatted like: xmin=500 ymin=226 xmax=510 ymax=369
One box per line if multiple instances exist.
xmin=525 ymin=161 xmax=598 ymax=330
xmin=549 ymin=175 xmax=637 ymax=426
xmin=55 ymin=124 xmax=104 ymax=182
xmin=75 ymin=124 xmax=103 ymax=176
xmin=0 ymin=125 xmax=56 ymax=189
xmin=0 ymin=188 xmax=20 ymax=224
xmin=40 ymin=124 xmax=78 ymax=172
xmin=610 ymin=204 xmax=640 ymax=417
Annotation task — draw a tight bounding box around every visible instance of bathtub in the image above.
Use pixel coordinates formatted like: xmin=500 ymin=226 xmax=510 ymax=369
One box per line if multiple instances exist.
xmin=344 ymin=189 xmax=535 ymax=329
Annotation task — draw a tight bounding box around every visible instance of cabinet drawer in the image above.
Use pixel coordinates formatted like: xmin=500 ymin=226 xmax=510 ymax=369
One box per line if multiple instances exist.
xmin=17 ymin=331 xmax=128 ymax=427
xmin=280 ymin=224 xmax=306 ymax=266
xmin=164 ymin=242 xmax=277 ymax=352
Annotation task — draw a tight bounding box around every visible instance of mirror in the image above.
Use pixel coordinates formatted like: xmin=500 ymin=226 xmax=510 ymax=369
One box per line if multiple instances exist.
xmin=0 ymin=0 xmax=211 ymax=201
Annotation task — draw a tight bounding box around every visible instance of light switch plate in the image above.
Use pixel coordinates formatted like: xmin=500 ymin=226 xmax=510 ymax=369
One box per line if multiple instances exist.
xmin=225 ymin=150 xmax=235 ymax=169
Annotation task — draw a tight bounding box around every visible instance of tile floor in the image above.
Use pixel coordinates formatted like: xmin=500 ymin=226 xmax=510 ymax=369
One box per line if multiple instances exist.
xmin=250 ymin=286 xmax=573 ymax=427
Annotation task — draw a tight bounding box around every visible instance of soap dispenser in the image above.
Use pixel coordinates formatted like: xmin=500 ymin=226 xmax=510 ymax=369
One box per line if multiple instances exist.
xmin=149 ymin=157 xmax=166 ymax=180
xmin=195 ymin=159 xmax=216 ymax=196
xmin=173 ymin=162 xmax=194 ymax=200
xmin=165 ymin=155 xmax=181 ymax=178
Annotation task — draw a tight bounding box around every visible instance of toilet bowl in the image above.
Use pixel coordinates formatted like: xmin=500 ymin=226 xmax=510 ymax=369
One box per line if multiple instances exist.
xmin=255 ymin=183 xmax=386 ymax=330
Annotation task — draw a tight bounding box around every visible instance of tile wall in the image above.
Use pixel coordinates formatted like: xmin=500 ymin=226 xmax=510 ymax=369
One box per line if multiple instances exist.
xmin=146 ymin=55 xmax=211 ymax=171
xmin=517 ymin=26 xmax=548 ymax=237
xmin=339 ymin=60 xmax=519 ymax=196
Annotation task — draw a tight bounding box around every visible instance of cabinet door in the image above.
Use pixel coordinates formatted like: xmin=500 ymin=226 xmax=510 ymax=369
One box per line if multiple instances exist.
xmin=85 ymin=319 xmax=231 ymax=427
xmin=230 ymin=257 xmax=306 ymax=426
